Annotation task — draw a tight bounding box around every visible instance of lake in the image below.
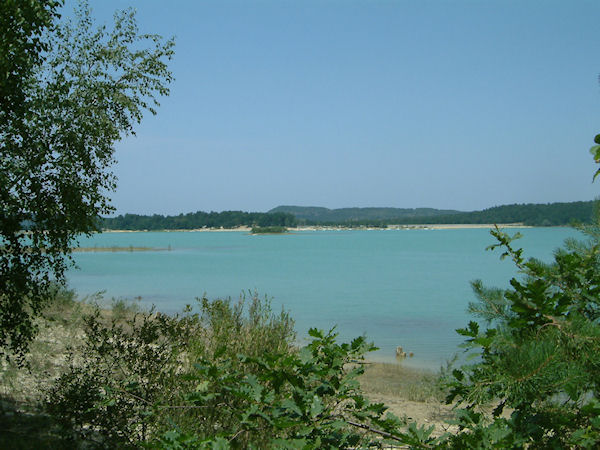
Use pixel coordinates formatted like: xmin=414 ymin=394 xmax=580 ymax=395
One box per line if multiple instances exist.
xmin=67 ymin=227 xmax=581 ymax=370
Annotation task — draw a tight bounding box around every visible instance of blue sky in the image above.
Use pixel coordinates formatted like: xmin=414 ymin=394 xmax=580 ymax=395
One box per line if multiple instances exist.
xmin=67 ymin=1 xmax=600 ymax=215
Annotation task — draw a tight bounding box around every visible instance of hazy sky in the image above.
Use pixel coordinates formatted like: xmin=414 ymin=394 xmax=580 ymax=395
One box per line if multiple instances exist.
xmin=66 ymin=0 xmax=600 ymax=215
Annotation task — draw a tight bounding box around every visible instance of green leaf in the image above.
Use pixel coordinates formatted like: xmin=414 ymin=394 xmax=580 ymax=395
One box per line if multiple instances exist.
xmin=456 ymin=321 xmax=479 ymax=337
xmin=309 ymin=395 xmax=324 ymax=418
xmin=211 ymin=437 xmax=231 ymax=450
xmin=298 ymin=346 xmax=313 ymax=365
xmin=195 ymin=380 xmax=209 ymax=392
xmin=271 ymin=438 xmax=307 ymax=449
xmin=280 ymin=398 xmax=303 ymax=417
xmin=308 ymin=328 xmax=323 ymax=338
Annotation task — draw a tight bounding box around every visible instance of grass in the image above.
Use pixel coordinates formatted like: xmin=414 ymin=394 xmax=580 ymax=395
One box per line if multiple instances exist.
xmin=110 ymin=296 xmax=141 ymax=320
xmin=359 ymin=361 xmax=445 ymax=403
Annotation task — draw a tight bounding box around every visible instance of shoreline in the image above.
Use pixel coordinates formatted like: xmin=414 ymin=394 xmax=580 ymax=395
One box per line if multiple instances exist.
xmin=102 ymin=223 xmax=536 ymax=233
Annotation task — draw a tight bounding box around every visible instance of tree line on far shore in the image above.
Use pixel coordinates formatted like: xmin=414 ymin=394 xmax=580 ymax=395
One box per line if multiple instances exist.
xmin=388 ymin=200 xmax=595 ymax=227
xmin=103 ymin=200 xmax=595 ymax=230
xmin=102 ymin=211 xmax=298 ymax=230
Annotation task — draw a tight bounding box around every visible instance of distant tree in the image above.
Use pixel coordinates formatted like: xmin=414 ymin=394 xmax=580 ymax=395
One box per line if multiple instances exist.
xmin=0 ymin=0 xmax=174 ymax=359
xmin=102 ymin=210 xmax=298 ymax=230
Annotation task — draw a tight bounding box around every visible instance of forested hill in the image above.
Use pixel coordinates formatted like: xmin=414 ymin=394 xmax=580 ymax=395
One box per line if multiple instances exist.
xmin=269 ymin=201 xmax=595 ymax=226
xmin=102 ymin=211 xmax=297 ymax=230
xmin=394 ymin=201 xmax=595 ymax=226
xmin=268 ymin=206 xmax=462 ymax=222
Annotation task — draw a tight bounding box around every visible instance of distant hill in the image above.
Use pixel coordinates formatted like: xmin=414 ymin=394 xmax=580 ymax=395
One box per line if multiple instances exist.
xmin=269 ymin=201 xmax=596 ymax=226
xmin=406 ymin=201 xmax=595 ymax=226
xmin=268 ymin=206 xmax=462 ymax=223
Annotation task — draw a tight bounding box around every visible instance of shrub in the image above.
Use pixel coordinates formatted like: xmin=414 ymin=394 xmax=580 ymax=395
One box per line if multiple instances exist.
xmin=152 ymin=329 xmax=438 ymax=449
xmin=47 ymin=307 xmax=186 ymax=447
xmin=46 ymin=293 xmax=297 ymax=447
xmin=187 ymin=292 xmax=295 ymax=362
xmin=110 ymin=297 xmax=141 ymax=321
xmin=443 ymin=225 xmax=600 ymax=448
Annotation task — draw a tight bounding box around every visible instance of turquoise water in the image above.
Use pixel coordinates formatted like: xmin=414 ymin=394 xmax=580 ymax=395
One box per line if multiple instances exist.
xmin=67 ymin=228 xmax=581 ymax=369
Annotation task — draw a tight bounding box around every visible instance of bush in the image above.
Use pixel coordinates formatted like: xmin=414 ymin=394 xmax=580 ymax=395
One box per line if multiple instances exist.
xmin=110 ymin=297 xmax=141 ymax=321
xmin=46 ymin=293 xmax=297 ymax=447
xmin=47 ymin=307 xmax=186 ymax=447
xmin=443 ymin=225 xmax=600 ymax=448
xmin=188 ymin=292 xmax=295 ymax=362
xmin=152 ymin=328 xmax=438 ymax=449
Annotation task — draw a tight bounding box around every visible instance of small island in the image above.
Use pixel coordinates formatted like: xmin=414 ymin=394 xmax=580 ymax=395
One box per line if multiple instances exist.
xmin=250 ymin=226 xmax=288 ymax=234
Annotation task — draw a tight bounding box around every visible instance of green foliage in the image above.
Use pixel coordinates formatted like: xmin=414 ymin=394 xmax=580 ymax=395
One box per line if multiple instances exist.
xmin=152 ymin=329 xmax=438 ymax=449
xmin=589 ymin=133 xmax=600 ymax=180
xmin=269 ymin=205 xmax=461 ymax=224
xmin=48 ymin=308 xmax=183 ymax=446
xmin=110 ymin=297 xmax=141 ymax=321
xmin=41 ymin=284 xmax=80 ymax=328
xmin=250 ymin=226 xmax=288 ymax=234
xmin=188 ymin=292 xmax=296 ymax=362
xmin=0 ymin=0 xmax=60 ymax=119
xmin=103 ymin=210 xmax=297 ymax=230
xmin=47 ymin=294 xmax=296 ymax=447
xmin=0 ymin=0 xmax=62 ymax=362
xmin=271 ymin=202 xmax=594 ymax=227
xmin=0 ymin=0 xmax=173 ymax=359
xmin=444 ymin=224 xmax=600 ymax=448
